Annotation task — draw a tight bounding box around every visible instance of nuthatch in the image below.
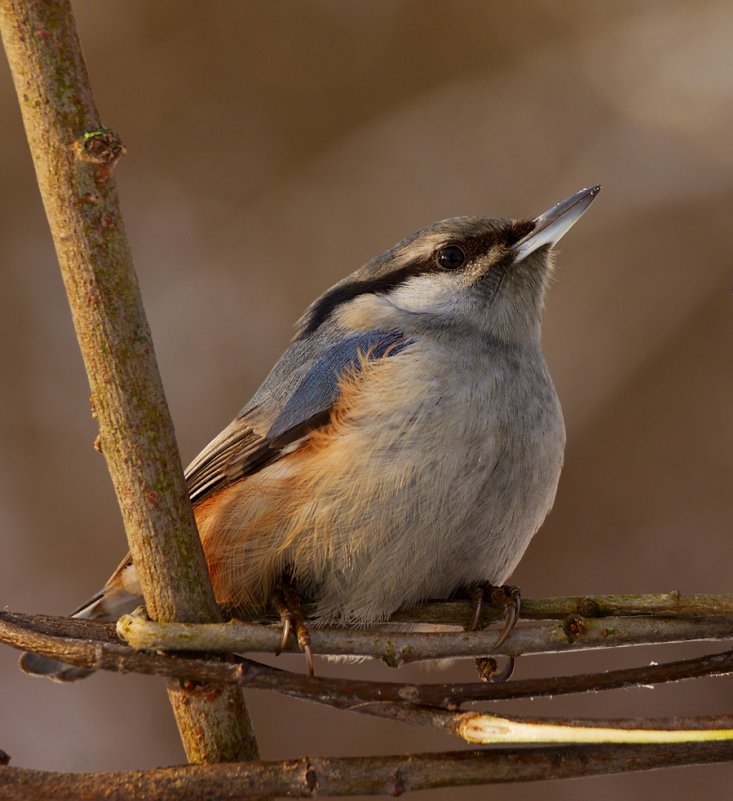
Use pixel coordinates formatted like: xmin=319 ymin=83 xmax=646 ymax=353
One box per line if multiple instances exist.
xmin=21 ymin=185 xmax=600 ymax=681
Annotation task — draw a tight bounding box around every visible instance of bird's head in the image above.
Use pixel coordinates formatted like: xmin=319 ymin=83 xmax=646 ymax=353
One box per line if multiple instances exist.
xmin=300 ymin=186 xmax=600 ymax=348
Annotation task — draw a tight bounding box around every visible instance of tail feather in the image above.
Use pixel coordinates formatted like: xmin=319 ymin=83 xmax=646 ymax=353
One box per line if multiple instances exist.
xmin=19 ymin=574 xmax=141 ymax=683
xmin=18 ymin=651 xmax=94 ymax=683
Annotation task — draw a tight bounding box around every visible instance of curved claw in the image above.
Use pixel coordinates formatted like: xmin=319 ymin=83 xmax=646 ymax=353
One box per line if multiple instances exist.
xmin=302 ymin=642 xmax=315 ymax=677
xmin=272 ymin=579 xmax=316 ymax=675
xmin=491 ymin=656 xmax=515 ymax=683
xmin=295 ymin=618 xmax=314 ymax=677
xmin=272 ymin=588 xmax=294 ymax=656
xmin=276 ymin=615 xmax=292 ymax=656
xmin=470 ymin=584 xmax=520 ymax=683
xmin=491 ymin=586 xmax=521 ymax=650
xmin=468 ymin=586 xmax=484 ymax=631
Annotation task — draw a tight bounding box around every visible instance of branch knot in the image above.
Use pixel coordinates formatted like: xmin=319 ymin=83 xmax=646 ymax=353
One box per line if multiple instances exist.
xmin=74 ymin=128 xmax=126 ymax=166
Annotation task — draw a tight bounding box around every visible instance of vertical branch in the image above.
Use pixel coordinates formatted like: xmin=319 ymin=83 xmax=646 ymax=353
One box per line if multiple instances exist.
xmin=0 ymin=0 xmax=257 ymax=762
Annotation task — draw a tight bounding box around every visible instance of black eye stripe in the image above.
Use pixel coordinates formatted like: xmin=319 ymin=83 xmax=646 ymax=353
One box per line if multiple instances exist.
xmin=301 ymin=229 xmax=500 ymax=337
xmin=302 ymin=260 xmax=429 ymax=336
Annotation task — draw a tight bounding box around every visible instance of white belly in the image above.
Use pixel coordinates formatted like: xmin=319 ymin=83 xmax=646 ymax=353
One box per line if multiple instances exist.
xmin=279 ymin=339 xmax=566 ymax=623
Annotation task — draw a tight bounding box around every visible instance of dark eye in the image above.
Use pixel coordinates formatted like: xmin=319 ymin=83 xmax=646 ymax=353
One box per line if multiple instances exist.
xmin=435 ymin=244 xmax=467 ymax=270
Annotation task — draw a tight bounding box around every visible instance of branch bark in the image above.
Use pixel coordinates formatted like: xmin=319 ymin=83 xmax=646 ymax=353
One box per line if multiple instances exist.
xmin=0 ymin=0 xmax=256 ymax=763
xmin=115 ymin=608 xmax=733 ymax=664
xmin=3 ymin=610 xmax=733 ymax=711
xmin=1 ymin=742 xmax=732 ymax=800
xmin=387 ymin=592 xmax=733 ymax=624
xmin=2 ymin=0 xmax=731 ymax=789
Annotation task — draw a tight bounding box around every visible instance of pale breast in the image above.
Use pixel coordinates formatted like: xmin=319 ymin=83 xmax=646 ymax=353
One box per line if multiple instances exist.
xmin=287 ymin=336 xmax=565 ymax=623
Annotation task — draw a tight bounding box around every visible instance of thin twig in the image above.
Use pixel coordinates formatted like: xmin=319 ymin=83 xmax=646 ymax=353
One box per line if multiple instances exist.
xmin=389 ymin=593 xmax=733 ymax=624
xmin=4 ymin=611 xmax=733 ymax=749
xmin=333 ymin=701 xmax=733 ymax=744
xmin=3 ymin=611 xmax=733 ymax=710
xmin=1 ymin=742 xmax=732 ymax=799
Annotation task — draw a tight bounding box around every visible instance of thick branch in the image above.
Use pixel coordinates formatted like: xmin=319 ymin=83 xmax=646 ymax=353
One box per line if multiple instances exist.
xmin=1 ymin=743 xmax=732 ymax=799
xmin=0 ymin=0 xmax=256 ymax=762
xmin=4 ymin=610 xmax=733 ymax=754
xmin=116 ymin=610 xmax=733 ymax=664
xmin=3 ymin=611 xmax=733 ymax=711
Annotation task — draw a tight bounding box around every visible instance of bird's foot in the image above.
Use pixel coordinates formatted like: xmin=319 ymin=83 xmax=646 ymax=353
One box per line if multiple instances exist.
xmin=474 ymin=655 xmax=516 ymax=683
xmin=467 ymin=582 xmax=521 ymax=683
xmin=271 ymin=579 xmax=315 ymax=676
xmin=468 ymin=582 xmax=521 ymax=646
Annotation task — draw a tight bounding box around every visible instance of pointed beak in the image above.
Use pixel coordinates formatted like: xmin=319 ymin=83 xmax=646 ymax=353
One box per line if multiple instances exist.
xmin=512 ymin=185 xmax=601 ymax=262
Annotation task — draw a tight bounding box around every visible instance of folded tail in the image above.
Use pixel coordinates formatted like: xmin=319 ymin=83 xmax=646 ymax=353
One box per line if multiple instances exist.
xmin=19 ymin=560 xmax=141 ymax=682
xmin=19 ymin=650 xmax=95 ymax=683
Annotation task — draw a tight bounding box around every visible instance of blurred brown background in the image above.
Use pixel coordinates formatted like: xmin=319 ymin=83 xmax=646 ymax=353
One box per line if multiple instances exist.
xmin=1 ymin=1 xmax=732 ymax=798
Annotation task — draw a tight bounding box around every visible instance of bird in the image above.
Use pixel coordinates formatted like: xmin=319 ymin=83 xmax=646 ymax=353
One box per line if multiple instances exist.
xmin=20 ymin=185 xmax=600 ymax=681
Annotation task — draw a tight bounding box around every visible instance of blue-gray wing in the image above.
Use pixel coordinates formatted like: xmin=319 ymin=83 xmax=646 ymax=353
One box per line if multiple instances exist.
xmin=185 ymin=330 xmax=411 ymax=502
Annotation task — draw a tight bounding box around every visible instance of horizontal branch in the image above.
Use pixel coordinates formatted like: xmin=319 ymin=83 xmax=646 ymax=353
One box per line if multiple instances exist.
xmin=4 ymin=611 xmax=733 ymax=710
xmin=5 ymin=591 xmax=729 ymax=642
xmin=1 ymin=742 xmax=733 ymax=799
xmin=5 ymin=610 xmax=733 ymax=754
xmin=116 ymin=608 xmax=733 ymax=664
xmin=7 ymin=592 xmax=733 ymax=664
xmin=271 ymin=671 xmax=733 ymax=745
xmin=389 ymin=592 xmax=733 ymax=625
xmin=2 ymin=613 xmax=118 ymax=643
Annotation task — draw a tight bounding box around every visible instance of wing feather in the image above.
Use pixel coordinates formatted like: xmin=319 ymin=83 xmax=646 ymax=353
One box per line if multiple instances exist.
xmin=184 ymin=330 xmax=411 ymax=503
xmin=81 ymin=330 xmax=414 ymax=608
